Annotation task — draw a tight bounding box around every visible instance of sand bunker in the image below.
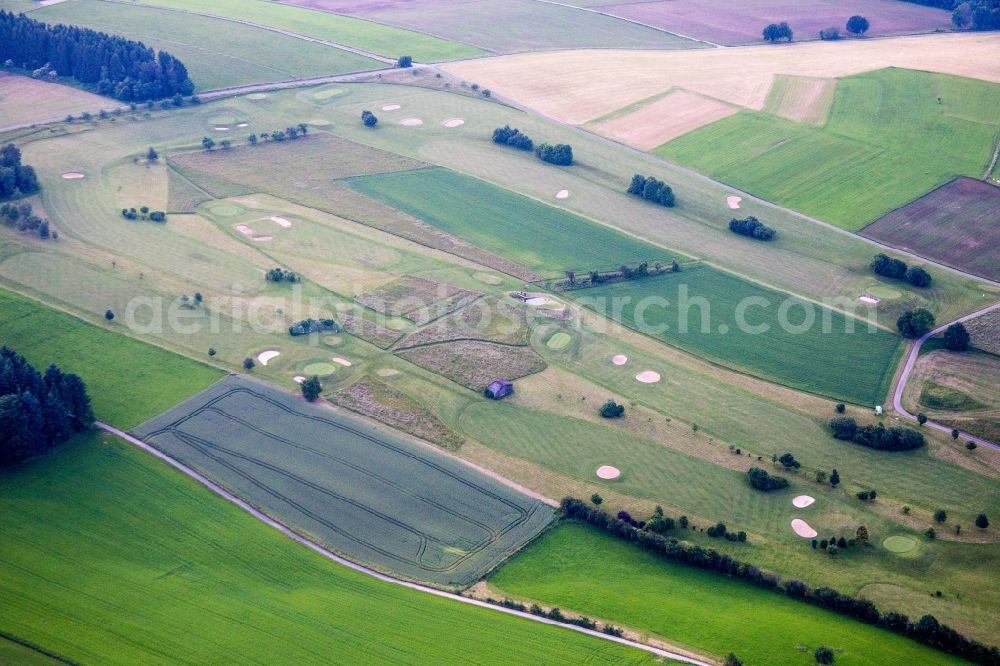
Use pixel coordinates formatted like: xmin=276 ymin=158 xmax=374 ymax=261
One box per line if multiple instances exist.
xmin=332 ymin=357 xmax=352 ymax=367
xmin=247 ymin=93 xmax=267 ymax=100
xmin=791 ymin=519 xmax=818 ymax=538
xmin=237 ymin=122 xmax=249 ymax=128
xmin=727 ymin=196 xmax=742 ymax=209
xmin=793 ymin=495 xmax=815 ymax=508
xmin=252 ymin=235 xmax=272 ymax=242
xmin=293 ymin=375 xmax=305 ymax=384
xmin=257 ymin=350 xmax=280 ymax=366
xmin=234 ymin=224 xmax=253 ymax=235
xmin=400 ymin=118 xmax=424 ymax=126
xmin=213 ymin=126 xmax=230 ymax=131
xmin=555 ymin=189 xmax=569 ymax=199
xmin=443 ymin=118 xmax=465 ymax=127
xmin=612 ymin=354 xmax=628 ymax=366
xmin=61 ymin=172 xmax=85 ymax=179
xmin=525 ymin=296 xmax=549 ymax=306
xmin=303 ymin=361 xmax=337 ymax=376
xmin=376 ymin=368 xmax=401 ymax=378
xmin=270 ymin=216 xmax=292 ymax=228
xmin=859 ymin=294 xmax=880 ymax=304
xmin=596 ymin=465 xmax=621 ymax=480
xmin=382 ymin=104 xmax=401 ymax=111
xmin=635 ymin=370 xmax=661 ymax=383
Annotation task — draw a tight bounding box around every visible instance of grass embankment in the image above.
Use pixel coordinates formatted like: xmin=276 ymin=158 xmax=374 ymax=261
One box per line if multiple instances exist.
xmin=491 ymin=522 xmax=964 ymax=666
xmin=657 ymin=69 xmax=1000 ymax=230
xmin=0 ymin=433 xmax=660 ymax=665
xmin=0 ymin=288 xmax=222 ymax=428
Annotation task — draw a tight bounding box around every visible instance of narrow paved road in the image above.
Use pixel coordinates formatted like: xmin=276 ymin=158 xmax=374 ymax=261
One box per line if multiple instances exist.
xmin=94 ymin=421 xmax=712 ymax=666
xmin=891 ymin=301 xmax=1000 ymax=449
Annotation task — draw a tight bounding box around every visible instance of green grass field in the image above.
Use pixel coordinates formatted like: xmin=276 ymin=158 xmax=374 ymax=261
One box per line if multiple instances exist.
xmin=344 ymin=168 xmax=676 ymax=273
xmin=575 ymin=265 xmax=902 ymax=404
xmin=0 ymin=288 xmax=222 ymax=428
xmin=126 ymin=0 xmax=485 ymax=61
xmin=490 ymin=522 xmax=963 ymax=666
xmin=134 ymin=375 xmax=554 ymax=586
xmin=30 ymin=0 xmax=382 ymax=90
xmin=0 ymin=433 xmax=659 ymax=665
xmin=656 ymin=68 xmax=1000 ymax=230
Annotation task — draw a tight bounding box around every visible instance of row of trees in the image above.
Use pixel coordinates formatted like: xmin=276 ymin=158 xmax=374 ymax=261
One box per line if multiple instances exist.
xmin=0 ymin=143 xmax=39 ymax=201
xmin=288 ymin=318 xmax=340 ymax=337
xmin=729 ymin=216 xmax=776 ymax=241
xmin=0 ymin=10 xmax=194 ymax=101
xmin=492 ymin=125 xmax=533 ymax=151
xmin=903 ymin=0 xmax=1000 ymax=29
xmin=2 ymin=201 xmax=53 ymax=240
xmin=0 ymin=347 xmax=93 ymax=467
xmin=247 ymin=124 xmax=309 ymax=146
xmin=483 ymin=596 xmax=624 ymax=637
xmin=121 ymin=206 xmax=165 ymax=222
xmin=829 ymin=417 xmax=926 ymax=451
xmin=560 ymin=497 xmax=1000 ymax=664
xmin=627 ymin=174 xmax=676 ymax=207
xmin=871 ymin=253 xmax=932 ymax=288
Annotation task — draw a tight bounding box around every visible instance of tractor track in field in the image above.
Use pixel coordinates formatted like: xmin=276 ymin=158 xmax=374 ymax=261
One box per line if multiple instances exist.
xmin=892 ymin=300 xmax=1000 ymax=450
xmin=96 ymin=420 xmax=712 ymax=666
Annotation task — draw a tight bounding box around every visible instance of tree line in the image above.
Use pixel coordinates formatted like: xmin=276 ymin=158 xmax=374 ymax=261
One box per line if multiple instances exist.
xmin=492 ymin=125 xmax=533 ymax=151
xmin=627 ymin=174 xmax=675 ymax=207
xmin=0 ymin=347 xmax=93 ymax=467
xmin=2 ymin=201 xmax=53 ymax=240
xmin=560 ymin=497 xmax=1000 ymax=665
xmin=121 ymin=206 xmax=165 ymax=222
xmin=0 ymin=10 xmax=194 ymax=101
xmin=829 ymin=417 xmax=925 ymax=451
xmin=0 ymin=143 xmax=39 ymax=201
xmin=901 ymin=0 xmax=1000 ymax=29
xmin=492 ymin=126 xmax=573 ymax=165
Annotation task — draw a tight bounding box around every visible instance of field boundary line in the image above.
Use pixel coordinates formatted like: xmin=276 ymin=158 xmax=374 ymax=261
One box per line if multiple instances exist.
xmin=95 ymin=421 xmax=709 ymax=665
xmin=984 ymin=132 xmax=1000 ymax=180
xmin=891 ymin=300 xmax=1000 ymax=449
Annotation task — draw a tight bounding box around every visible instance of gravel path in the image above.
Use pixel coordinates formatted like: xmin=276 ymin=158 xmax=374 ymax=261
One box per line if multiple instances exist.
xmin=891 ymin=301 xmax=1000 ymax=449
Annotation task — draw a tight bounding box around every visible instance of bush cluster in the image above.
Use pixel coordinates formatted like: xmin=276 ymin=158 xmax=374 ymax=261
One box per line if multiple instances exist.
xmin=627 ymin=174 xmax=675 ymax=207
xmin=265 ymin=268 xmax=299 ymax=283
xmin=361 ymin=110 xmax=378 ymax=128
xmin=897 ymin=308 xmax=936 ymax=338
xmin=248 ymin=124 xmax=308 ymax=146
xmin=871 ymin=253 xmax=932 ymax=288
xmin=829 ymin=417 xmax=925 ymax=451
xmin=599 ymin=399 xmax=625 ymax=419
xmin=483 ymin=597 xmax=624 ymax=636
xmin=288 ymin=318 xmax=340 ymax=337
xmin=535 ymin=143 xmax=573 ymax=166
xmin=2 ymin=201 xmax=51 ymax=239
xmin=0 ymin=144 xmax=39 ymax=200
xmin=561 ymin=497 xmax=1000 ymax=664
xmin=0 ymin=347 xmax=93 ymax=467
xmin=729 ymin=216 xmax=775 ymax=241
xmin=121 ymin=206 xmax=166 ymax=222
xmin=762 ymin=22 xmax=793 ymax=42
xmin=491 ymin=125 xmax=533 ymax=151
xmin=747 ymin=467 xmax=789 ymax=491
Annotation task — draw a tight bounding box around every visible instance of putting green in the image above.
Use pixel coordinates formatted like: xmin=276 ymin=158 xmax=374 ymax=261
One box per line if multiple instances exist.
xmin=883 ymin=535 xmax=918 ymax=554
xmin=208 ymin=114 xmax=240 ymax=126
xmin=303 ymin=362 xmax=338 ymax=377
xmin=866 ymin=284 xmax=902 ymax=299
xmin=322 ymin=336 xmax=343 ymax=347
xmin=474 ymin=272 xmax=504 ymax=285
xmin=313 ymin=88 xmax=345 ymax=101
xmin=208 ymin=203 xmax=244 ymax=217
xmin=546 ymin=332 xmax=572 ymax=350
xmin=384 ymin=318 xmax=410 ymax=331
xmin=246 ymin=93 xmax=268 ymax=100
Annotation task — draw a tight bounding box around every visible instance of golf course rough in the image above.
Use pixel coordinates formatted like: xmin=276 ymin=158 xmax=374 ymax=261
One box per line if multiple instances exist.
xmin=134 ymin=376 xmax=554 ymax=587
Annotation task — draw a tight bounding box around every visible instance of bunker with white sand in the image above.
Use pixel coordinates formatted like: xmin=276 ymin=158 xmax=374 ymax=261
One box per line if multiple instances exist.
xmin=635 ymin=370 xmax=660 ymax=383
xmin=293 ymin=375 xmax=305 ymax=384
xmin=400 ymin=118 xmax=424 ymax=126
xmin=726 ymin=196 xmax=742 ymax=209
xmin=524 ymin=296 xmax=548 ymax=306
xmin=62 ymin=172 xmax=85 ymax=179
xmin=791 ymin=519 xmax=817 ymax=538
xmin=596 ymin=465 xmax=621 ymax=480
xmin=257 ymin=350 xmax=280 ymax=366
xmin=382 ymin=104 xmax=401 ymax=111
xmin=555 ymin=190 xmax=569 ymax=199
xmin=443 ymin=118 xmax=465 ymax=127
xmin=332 ymin=357 xmax=352 ymax=367
xmin=235 ymin=224 xmax=253 ymax=235
xmin=252 ymin=235 xmax=272 ymax=242
xmin=612 ymin=355 xmax=628 ymax=366
xmin=792 ymin=495 xmax=815 ymax=508
xmin=270 ymin=216 xmax=292 ymax=228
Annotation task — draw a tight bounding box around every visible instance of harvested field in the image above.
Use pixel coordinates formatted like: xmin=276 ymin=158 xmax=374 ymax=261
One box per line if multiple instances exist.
xmin=966 ymin=310 xmax=1000 ymax=355
xmin=904 ymin=349 xmax=1000 ymax=443
xmin=763 ymin=75 xmax=836 ymax=124
xmin=331 ymin=375 xmax=464 ymax=450
xmin=590 ymin=89 xmax=738 ymax=150
xmin=440 ymin=32 xmax=1000 ymax=125
xmin=0 ymin=72 xmax=111 ymax=128
xmin=134 ymin=376 xmax=553 ymax=586
xmin=397 ymin=297 xmax=530 ymax=349
xmin=396 ymin=340 xmax=546 ymax=392
xmin=356 ymin=275 xmax=482 ymax=325
xmin=861 ymin=178 xmax=1000 ymax=282
xmin=588 ymin=0 xmax=953 ymax=45
xmin=284 ymin=0 xmax=703 ymax=53
xmin=167 ymin=167 xmax=212 ymax=213
xmin=339 ymin=314 xmax=405 ymax=349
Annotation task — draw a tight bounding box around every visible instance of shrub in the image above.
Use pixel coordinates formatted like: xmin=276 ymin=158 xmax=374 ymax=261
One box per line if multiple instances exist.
xmin=976 ymin=513 xmax=990 ymax=529
xmin=590 ymin=493 xmax=603 ymax=505
xmin=897 ymin=308 xmax=935 ymax=338
xmin=819 ymin=26 xmax=841 ymax=39
xmin=288 ymin=318 xmax=340 ymax=337
xmin=149 ymin=211 xmax=166 ymax=222
xmin=627 ymin=174 xmax=676 ymax=207
xmin=917 ymin=413 xmax=927 ymax=425
xmin=301 ymin=376 xmax=322 ymax=402
xmin=778 ymin=453 xmax=800 ymax=469
xmin=729 ymin=216 xmax=775 ymax=241
xmin=599 ymin=399 xmax=625 ymax=418
xmin=966 ymin=441 xmax=977 ymax=451
xmin=934 ymin=509 xmax=947 ymax=523
xmin=814 ymin=646 xmax=836 ymax=664
xmin=396 ymin=55 xmax=412 ymax=68
xmin=747 ymin=467 xmax=789 ymax=491
xmin=535 ymin=142 xmax=573 ymax=166
xmin=242 ymin=357 xmax=254 ymax=370
xmin=361 ymin=110 xmax=378 ymax=127
xmin=835 ymin=403 xmax=845 ymax=413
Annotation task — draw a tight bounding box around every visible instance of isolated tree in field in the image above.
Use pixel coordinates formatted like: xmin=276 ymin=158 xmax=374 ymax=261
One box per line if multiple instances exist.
xmin=856 ymin=525 xmax=869 ymax=543
xmin=590 ymin=493 xmax=603 ymax=505
xmin=897 ymin=308 xmax=935 ymax=338
xmin=599 ymin=399 xmax=625 ymax=418
xmin=301 ymin=376 xmax=322 ymax=402
xmin=763 ymin=22 xmax=793 ymax=42
xmin=248 ymin=133 xmax=258 ymax=146
xmin=846 ymin=15 xmax=870 ymax=35
xmin=243 ymin=357 xmax=255 ymax=371
xmin=201 ymin=136 xmax=215 ymax=151
xmin=934 ymin=509 xmax=947 ymax=523
xmin=815 ymin=469 xmax=827 ymax=484
xmin=917 ymin=412 xmax=928 ymax=425
xmin=397 ymin=55 xmax=413 ymax=68
xmin=208 ymin=347 xmax=216 ymax=357
xmin=966 ymin=441 xmax=977 ymax=450
xmin=943 ymin=323 xmax=970 ymax=351
xmin=830 ymin=468 xmax=840 ymax=487
xmin=976 ymin=513 xmax=989 ymax=529
xmin=146 ymin=147 xmax=158 ymax=161
xmin=814 ymin=646 xmax=835 ymax=664
xmin=362 ymin=110 xmax=378 ymax=128
xmin=952 ymin=428 xmax=960 ymax=440
xmin=104 ymin=309 xmax=114 ymax=322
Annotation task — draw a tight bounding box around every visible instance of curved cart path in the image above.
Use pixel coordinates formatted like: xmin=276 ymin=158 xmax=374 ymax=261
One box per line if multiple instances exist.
xmin=95 ymin=421 xmax=711 ymax=666
xmin=891 ymin=301 xmax=1000 ymax=450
